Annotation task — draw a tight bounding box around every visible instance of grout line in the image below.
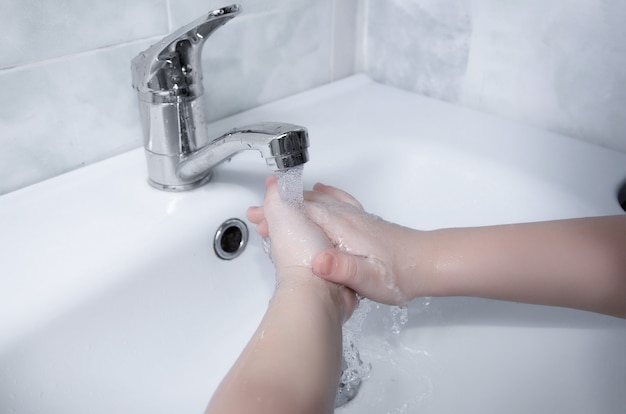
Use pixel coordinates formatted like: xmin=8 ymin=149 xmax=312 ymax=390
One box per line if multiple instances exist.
xmin=165 ymin=0 xmax=174 ymax=30
xmin=330 ymin=0 xmax=337 ymax=81
xmin=0 ymin=36 xmax=165 ymax=75
xmin=0 ymin=1 xmax=173 ymax=74
xmin=359 ymin=0 xmax=369 ymax=73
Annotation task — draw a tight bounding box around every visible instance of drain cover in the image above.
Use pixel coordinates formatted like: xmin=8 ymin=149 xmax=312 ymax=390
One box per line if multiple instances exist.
xmin=214 ymin=218 xmax=248 ymax=260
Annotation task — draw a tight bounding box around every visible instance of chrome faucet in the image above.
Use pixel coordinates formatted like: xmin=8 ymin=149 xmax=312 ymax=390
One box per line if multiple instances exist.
xmin=131 ymin=4 xmax=309 ymax=191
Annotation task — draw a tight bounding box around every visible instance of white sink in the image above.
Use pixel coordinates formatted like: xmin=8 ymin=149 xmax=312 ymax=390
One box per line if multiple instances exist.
xmin=1 ymin=75 xmax=624 ymax=414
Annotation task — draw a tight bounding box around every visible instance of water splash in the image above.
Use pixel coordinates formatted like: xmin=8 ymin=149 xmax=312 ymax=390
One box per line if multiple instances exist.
xmin=389 ymin=305 xmax=409 ymax=334
xmin=262 ymin=236 xmax=271 ymax=256
xmin=387 ymin=403 xmax=409 ymax=414
xmin=336 ymin=298 xmax=373 ymax=406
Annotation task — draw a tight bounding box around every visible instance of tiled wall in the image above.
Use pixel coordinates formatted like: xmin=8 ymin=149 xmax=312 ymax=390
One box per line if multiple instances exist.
xmin=0 ymin=0 xmax=357 ymax=195
xmin=2 ymin=0 xmax=624 ymax=195
xmin=365 ymin=0 xmax=626 ymax=153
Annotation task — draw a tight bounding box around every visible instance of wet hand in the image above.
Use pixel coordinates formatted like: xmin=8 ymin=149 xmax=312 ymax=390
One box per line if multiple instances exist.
xmin=305 ymin=183 xmax=425 ymax=306
xmin=247 ymin=176 xmax=356 ymax=321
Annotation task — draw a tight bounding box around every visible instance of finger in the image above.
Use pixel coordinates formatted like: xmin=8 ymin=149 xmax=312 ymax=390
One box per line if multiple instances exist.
xmin=246 ymin=205 xmax=265 ymax=224
xmin=312 ymin=249 xmax=401 ymax=305
xmin=337 ymin=285 xmax=358 ymax=322
xmin=303 ymin=189 xmax=335 ymax=204
xmin=264 ymin=174 xmax=282 ymax=204
xmin=312 ymin=249 xmax=366 ymax=289
xmin=255 ymin=219 xmax=269 ymax=238
xmin=265 ymin=174 xmax=278 ymax=188
xmin=311 ymin=183 xmax=363 ymax=209
xmin=303 ymin=191 xmax=352 ymax=209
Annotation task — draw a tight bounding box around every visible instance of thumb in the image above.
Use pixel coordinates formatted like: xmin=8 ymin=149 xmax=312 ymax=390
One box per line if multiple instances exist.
xmin=312 ymin=249 xmax=402 ymax=305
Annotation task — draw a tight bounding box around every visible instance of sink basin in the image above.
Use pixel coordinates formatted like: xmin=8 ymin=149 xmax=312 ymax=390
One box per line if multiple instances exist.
xmin=1 ymin=75 xmax=624 ymax=413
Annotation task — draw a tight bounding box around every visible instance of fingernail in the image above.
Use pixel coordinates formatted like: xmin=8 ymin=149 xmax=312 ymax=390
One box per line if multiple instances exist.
xmin=317 ymin=252 xmax=335 ymax=276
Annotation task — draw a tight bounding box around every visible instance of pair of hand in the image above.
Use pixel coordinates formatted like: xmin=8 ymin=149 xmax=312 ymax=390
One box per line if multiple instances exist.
xmin=248 ymin=177 xmax=626 ymax=320
xmin=247 ymin=176 xmax=418 ymax=316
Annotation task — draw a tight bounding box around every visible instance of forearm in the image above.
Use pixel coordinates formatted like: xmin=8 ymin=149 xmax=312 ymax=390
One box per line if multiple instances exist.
xmin=206 ymin=271 xmax=344 ymax=414
xmin=421 ymin=215 xmax=626 ymax=317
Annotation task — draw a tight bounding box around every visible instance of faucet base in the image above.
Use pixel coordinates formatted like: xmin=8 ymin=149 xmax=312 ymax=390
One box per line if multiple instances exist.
xmin=147 ymin=171 xmax=213 ymax=192
xmin=144 ymin=150 xmax=214 ymax=191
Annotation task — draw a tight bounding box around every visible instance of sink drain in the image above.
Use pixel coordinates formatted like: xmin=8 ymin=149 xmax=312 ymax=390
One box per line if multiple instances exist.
xmin=214 ymin=218 xmax=249 ymax=260
xmin=618 ymin=181 xmax=626 ymax=212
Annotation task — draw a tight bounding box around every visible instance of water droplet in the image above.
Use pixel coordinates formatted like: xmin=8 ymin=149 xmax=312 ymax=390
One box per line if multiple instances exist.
xmin=262 ymin=237 xmax=271 ymax=256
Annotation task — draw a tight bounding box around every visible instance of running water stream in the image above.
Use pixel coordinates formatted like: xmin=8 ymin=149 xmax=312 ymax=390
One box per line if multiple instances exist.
xmin=276 ymin=165 xmax=304 ymax=209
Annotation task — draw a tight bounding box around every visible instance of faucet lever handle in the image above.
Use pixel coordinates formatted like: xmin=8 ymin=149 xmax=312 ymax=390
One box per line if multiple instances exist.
xmin=131 ymin=4 xmax=241 ymax=101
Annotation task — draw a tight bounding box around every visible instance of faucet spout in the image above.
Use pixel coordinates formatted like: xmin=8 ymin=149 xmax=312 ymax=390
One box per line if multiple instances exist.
xmin=130 ymin=5 xmax=311 ymax=191
xmin=177 ymin=122 xmax=310 ymax=184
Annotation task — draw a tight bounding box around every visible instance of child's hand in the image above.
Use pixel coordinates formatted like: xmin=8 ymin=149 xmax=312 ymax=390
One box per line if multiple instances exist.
xmin=247 ymin=176 xmax=356 ymax=321
xmin=305 ymin=183 xmax=426 ymax=306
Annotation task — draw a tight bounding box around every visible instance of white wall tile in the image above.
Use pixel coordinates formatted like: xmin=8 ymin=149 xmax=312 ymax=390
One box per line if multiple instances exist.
xmin=366 ymin=0 xmax=472 ymax=102
xmin=363 ymin=0 xmax=626 ymax=152
xmin=458 ymin=0 xmax=626 ymax=152
xmin=0 ymin=0 xmax=168 ymax=69
xmin=0 ymin=43 xmax=147 ymax=194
